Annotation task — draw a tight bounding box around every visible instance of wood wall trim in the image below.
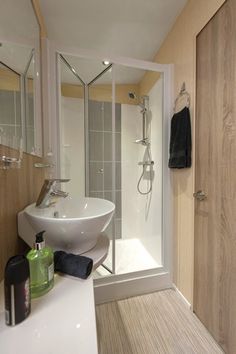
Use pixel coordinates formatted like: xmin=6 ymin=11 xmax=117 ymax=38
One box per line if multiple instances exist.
xmin=31 ymin=0 xmax=47 ymax=38
xmin=61 ymin=83 xmax=140 ymax=105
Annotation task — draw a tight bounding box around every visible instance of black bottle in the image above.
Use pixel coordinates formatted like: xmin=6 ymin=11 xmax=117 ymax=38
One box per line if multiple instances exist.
xmin=4 ymin=255 xmax=31 ymax=326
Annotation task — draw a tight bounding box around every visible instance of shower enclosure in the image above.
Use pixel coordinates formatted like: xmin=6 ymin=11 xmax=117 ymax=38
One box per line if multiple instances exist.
xmin=53 ymin=50 xmax=172 ymax=301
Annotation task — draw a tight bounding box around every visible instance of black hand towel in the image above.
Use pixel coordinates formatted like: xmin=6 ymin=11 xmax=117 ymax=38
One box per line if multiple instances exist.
xmin=54 ymin=251 xmax=93 ymax=279
xmin=168 ymin=106 xmax=192 ymax=168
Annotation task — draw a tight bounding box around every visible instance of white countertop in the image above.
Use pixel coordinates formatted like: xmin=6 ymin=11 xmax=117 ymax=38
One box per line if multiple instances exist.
xmin=0 ymin=275 xmax=98 ymax=354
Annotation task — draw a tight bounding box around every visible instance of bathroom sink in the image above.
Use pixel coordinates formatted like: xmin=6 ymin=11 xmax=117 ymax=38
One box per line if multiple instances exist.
xmin=18 ymin=197 xmax=115 ymax=254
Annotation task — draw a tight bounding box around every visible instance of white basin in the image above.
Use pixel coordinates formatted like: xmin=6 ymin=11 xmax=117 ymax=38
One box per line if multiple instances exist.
xmin=18 ymin=197 xmax=115 ymax=254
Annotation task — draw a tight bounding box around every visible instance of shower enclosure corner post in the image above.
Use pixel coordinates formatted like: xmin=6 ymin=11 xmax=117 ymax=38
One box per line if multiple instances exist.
xmin=162 ymin=64 xmax=174 ymax=282
xmin=44 ymin=45 xmax=61 ymax=178
xmin=111 ymin=64 xmax=116 ymax=275
xmin=84 ymin=84 xmax=89 ymax=197
xmin=55 ymin=52 xmax=62 ymax=178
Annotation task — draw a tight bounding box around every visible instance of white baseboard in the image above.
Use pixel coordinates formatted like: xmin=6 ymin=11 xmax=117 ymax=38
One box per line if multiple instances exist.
xmin=173 ymin=284 xmax=192 ymax=309
xmin=94 ymin=271 xmax=172 ymax=304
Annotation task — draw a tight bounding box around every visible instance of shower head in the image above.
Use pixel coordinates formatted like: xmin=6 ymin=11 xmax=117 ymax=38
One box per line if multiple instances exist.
xmin=128 ymin=92 xmax=149 ymax=110
xmin=128 ymin=92 xmax=137 ymax=100
xmin=128 ymin=92 xmax=144 ymax=110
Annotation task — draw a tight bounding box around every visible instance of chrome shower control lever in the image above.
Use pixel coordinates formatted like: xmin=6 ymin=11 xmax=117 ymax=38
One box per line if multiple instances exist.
xmin=138 ymin=161 xmax=154 ymax=166
xmin=193 ymin=190 xmax=207 ymax=201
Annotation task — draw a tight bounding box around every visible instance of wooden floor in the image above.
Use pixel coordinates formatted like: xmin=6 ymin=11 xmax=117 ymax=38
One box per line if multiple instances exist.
xmin=96 ymin=289 xmax=223 ymax=354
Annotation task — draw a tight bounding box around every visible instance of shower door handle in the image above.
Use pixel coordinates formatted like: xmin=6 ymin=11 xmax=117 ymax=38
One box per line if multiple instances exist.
xmin=193 ymin=190 xmax=207 ymax=201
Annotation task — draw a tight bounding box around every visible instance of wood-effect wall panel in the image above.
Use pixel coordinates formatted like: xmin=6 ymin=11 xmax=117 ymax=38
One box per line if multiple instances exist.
xmin=0 ymin=145 xmax=45 ymax=280
xmin=194 ymin=1 xmax=236 ymax=352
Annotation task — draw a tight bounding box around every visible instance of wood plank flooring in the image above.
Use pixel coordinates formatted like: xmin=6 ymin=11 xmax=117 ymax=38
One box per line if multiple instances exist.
xmin=96 ymin=289 xmax=223 ymax=354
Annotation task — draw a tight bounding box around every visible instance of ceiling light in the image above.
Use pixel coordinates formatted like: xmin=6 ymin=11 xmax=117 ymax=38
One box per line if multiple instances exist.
xmin=102 ymin=60 xmax=110 ymax=66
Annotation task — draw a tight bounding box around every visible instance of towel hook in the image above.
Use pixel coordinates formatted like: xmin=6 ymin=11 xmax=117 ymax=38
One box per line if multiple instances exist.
xmin=180 ymin=82 xmax=186 ymax=94
xmin=174 ymin=82 xmax=190 ymax=112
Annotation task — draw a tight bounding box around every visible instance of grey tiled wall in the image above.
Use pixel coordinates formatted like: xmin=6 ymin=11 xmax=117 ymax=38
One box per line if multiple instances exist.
xmin=88 ymin=100 xmax=122 ymax=239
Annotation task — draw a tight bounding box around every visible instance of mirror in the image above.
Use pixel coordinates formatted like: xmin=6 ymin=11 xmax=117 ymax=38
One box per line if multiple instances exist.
xmin=0 ymin=60 xmax=21 ymax=150
xmin=0 ymin=1 xmax=42 ymax=156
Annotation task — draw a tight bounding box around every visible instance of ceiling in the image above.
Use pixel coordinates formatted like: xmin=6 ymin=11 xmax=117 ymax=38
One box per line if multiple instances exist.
xmin=0 ymin=1 xmax=188 ymax=85
xmin=0 ymin=0 xmax=39 ymax=43
xmin=0 ymin=0 xmax=39 ymax=76
xmin=39 ymin=0 xmax=187 ymax=61
xmin=40 ymin=0 xmax=187 ymax=84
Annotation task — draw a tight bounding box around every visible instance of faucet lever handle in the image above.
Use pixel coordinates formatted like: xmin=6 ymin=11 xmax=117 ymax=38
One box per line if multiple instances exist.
xmin=36 ymin=179 xmax=70 ymax=207
xmin=46 ymin=178 xmax=70 ymax=184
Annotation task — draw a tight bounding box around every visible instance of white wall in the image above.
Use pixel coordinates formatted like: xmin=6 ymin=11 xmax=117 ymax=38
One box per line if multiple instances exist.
xmin=121 ymin=78 xmax=163 ymax=264
xmin=121 ymin=103 xmax=142 ymax=238
xmin=60 ymin=96 xmax=85 ymax=197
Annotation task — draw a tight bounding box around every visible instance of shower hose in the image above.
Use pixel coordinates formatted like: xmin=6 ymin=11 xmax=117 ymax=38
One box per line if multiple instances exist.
xmin=137 ymin=147 xmax=154 ymax=195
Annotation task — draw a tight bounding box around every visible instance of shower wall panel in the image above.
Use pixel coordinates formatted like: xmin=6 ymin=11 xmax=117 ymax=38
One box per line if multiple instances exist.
xmin=121 ymin=77 xmax=163 ymax=265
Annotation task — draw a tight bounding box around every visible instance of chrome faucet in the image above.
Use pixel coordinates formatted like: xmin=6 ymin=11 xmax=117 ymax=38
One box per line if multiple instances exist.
xmin=36 ymin=179 xmax=70 ymax=208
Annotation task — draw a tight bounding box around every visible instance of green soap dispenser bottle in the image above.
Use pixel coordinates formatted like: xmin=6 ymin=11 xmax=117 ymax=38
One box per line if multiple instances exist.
xmin=27 ymin=231 xmax=54 ymax=298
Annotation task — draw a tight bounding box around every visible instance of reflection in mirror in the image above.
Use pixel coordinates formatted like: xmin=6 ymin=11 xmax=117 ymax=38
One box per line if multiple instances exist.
xmin=0 ymin=42 xmax=38 ymax=154
xmin=0 ymin=61 xmax=21 ymax=149
xmin=0 ymin=0 xmax=42 ymax=156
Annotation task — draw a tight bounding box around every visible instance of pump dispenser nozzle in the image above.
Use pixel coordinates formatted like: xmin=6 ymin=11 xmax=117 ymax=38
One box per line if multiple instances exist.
xmin=35 ymin=231 xmax=46 ymax=250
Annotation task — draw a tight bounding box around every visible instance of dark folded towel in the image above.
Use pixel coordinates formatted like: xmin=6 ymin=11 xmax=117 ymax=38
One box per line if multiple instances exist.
xmin=54 ymin=251 xmax=93 ymax=279
xmin=168 ymin=106 xmax=192 ymax=168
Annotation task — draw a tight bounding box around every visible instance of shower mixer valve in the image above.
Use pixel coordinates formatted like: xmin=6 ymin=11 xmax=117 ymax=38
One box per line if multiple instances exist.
xmin=138 ymin=161 xmax=154 ymax=166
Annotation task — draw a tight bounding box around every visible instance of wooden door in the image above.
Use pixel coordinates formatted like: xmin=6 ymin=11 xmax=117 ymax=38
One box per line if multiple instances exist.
xmin=194 ymin=1 xmax=236 ymax=353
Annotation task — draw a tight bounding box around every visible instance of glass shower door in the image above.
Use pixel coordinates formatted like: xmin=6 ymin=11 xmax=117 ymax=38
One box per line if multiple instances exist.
xmin=113 ymin=65 xmax=163 ymax=275
xmin=87 ymin=65 xmax=116 ymax=274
